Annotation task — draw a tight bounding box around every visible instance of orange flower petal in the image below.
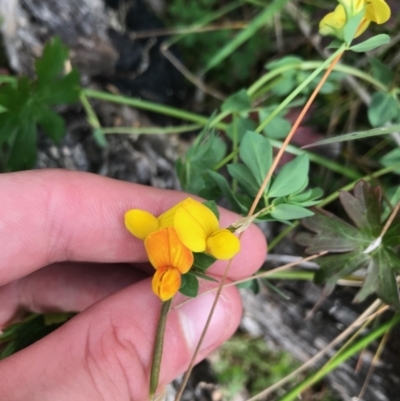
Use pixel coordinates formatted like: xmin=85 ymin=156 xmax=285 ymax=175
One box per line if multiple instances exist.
xmin=125 ymin=209 xmax=160 ymax=240
xmin=145 ymin=227 xmax=193 ymax=273
xmin=152 ymin=267 xmax=181 ymax=301
xmin=206 ymin=229 xmax=241 ymax=260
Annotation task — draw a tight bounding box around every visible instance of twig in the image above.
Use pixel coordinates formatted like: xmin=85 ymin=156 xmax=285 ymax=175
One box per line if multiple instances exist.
xmin=356 ymin=318 xmax=392 ymax=400
xmin=247 ymin=299 xmax=385 ymax=401
xmin=160 ymin=43 xmax=226 ymax=100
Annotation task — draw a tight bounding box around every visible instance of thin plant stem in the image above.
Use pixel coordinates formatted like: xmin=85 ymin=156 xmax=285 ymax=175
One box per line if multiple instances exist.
xmin=79 ymin=92 xmax=107 ymax=147
xmin=150 ymin=299 xmax=172 ymax=399
xmin=357 ymin=325 xmax=391 ymax=400
xmin=130 ymin=22 xmax=247 ymax=39
xmin=84 ymin=89 xmax=228 ymax=129
xmin=276 ymin=313 xmax=400 ymax=401
xmin=255 ymin=46 xmax=346 ymax=134
xmin=172 ymin=252 xmax=327 ymax=311
xmin=102 ymin=124 xmax=202 ymax=135
xmin=249 ymin=51 xmax=345 ymax=216
xmin=380 ymin=201 xmax=400 ymax=238
xmin=173 ymin=258 xmax=235 ymax=401
xmin=247 ymin=299 xmax=384 ymax=401
xmin=248 ymin=60 xmax=387 ymax=98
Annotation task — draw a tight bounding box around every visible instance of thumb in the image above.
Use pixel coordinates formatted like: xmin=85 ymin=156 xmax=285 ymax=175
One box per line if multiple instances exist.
xmin=0 ymin=278 xmax=242 ymax=401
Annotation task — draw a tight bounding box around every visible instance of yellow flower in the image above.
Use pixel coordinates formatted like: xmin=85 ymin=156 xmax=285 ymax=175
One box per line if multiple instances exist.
xmin=319 ymin=0 xmax=391 ymax=40
xmin=145 ymin=227 xmax=194 ymax=301
xmin=174 ymin=198 xmax=240 ymax=260
xmin=124 ymin=202 xmax=181 ymax=240
xmin=125 ymin=198 xmax=241 ymax=260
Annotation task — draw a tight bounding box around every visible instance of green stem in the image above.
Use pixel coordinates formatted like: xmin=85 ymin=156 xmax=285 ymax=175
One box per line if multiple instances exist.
xmin=150 ymin=299 xmax=172 ymax=399
xmin=84 ymin=89 xmax=228 ymax=130
xmin=255 ymin=45 xmax=347 ymax=134
xmin=232 ymin=113 xmax=239 ymax=193
xmin=102 ymin=124 xmax=202 ymax=135
xmin=268 ymin=224 xmax=298 ymax=251
xmin=318 ymin=163 xmax=400 ymax=208
xmin=248 ymin=59 xmax=387 ymax=98
xmin=165 ymin=1 xmax=242 ymax=47
xmin=79 ymin=92 xmax=107 ymax=147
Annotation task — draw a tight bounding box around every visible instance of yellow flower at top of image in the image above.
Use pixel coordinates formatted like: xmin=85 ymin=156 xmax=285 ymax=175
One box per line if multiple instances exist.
xmin=319 ymin=0 xmax=391 ymax=40
xmin=145 ymin=227 xmax=194 ymax=301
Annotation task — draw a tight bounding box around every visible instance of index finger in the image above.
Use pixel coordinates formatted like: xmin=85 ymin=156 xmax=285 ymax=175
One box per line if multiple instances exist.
xmin=0 ymin=170 xmax=266 ymax=286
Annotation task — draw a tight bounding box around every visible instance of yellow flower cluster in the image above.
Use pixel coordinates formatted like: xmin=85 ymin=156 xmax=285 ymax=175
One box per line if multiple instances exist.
xmin=319 ymin=0 xmax=391 ymax=40
xmin=125 ymin=198 xmax=240 ymax=301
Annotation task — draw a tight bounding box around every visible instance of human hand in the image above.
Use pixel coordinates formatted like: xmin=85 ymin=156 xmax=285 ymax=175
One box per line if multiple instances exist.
xmin=0 ymin=170 xmax=266 ymax=401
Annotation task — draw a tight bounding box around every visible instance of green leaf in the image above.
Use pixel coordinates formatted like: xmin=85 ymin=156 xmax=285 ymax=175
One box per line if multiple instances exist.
xmin=239 ymin=131 xmax=272 ymax=187
xmin=298 ymin=181 xmax=400 ymax=308
xmin=343 ymin=11 xmax=365 ymax=45
xmin=369 ymin=57 xmax=394 ymax=86
xmin=37 ymin=68 xmax=80 ymax=105
xmin=207 ymin=170 xmax=247 ymax=213
xmin=368 ymin=92 xmax=398 ymax=127
xmin=226 ymin=117 xmax=256 ymax=143
xmin=260 ymin=111 xmax=291 ymax=139
xmin=380 ymin=148 xmax=400 ymax=174
xmin=314 ymin=252 xmax=369 ymax=285
xmin=302 ymin=125 xmax=400 ymax=149
xmin=191 ymin=270 xmax=218 ymax=282
xmin=0 ymin=113 xmax=18 ymax=145
xmin=221 ymin=89 xmax=251 ymax=113
xmin=179 ymin=273 xmax=199 ymax=298
xmin=270 ymin=204 xmax=314 ymax=220
xmin=353 ymin=260 xmax=378 ymax=303
xmin=268 ymin=154 xmax=309 ymax=198
xmin=35 ymin=106 xmax=65 ymax=144
xmin=237 ymin=278 xmax=259 ymax=293
xmin=0 ymin=37 xmax=80 ymax=171
xmin=383 ymin=220 xmax=400 ymax=250
xmin=290 ymin=187 xmax=323 ymax=203
xmin=227 ymin=163 xmax=259 ymax=196
xmin=350 ymin=34 xmax=391 ymax=53
xmin=0 ymin=313 xmax=72 ymax=359
xmin=203 ymin=200 xmax=220 ymax=219
xmin=202 ymin=0 xmax=291 ymax=72
xmin=178 ymin=128 xmax=227 ymax=193
xmin=265 ymin=56 xmax=302 ymax=70
xmin=339 ymin=180 xmax=381 ymax=237
xmin=35 ymin=37 xmax=69 ymax=82
xmin=193 ymin=252 xmax=217 ymax=271
xmin=375 ymin=250 xmax=400 ymax=308
xmin=297 ymin=209 xmax=361 ymax=253
xmin=7 ymin=119 xmax=37 ymax=171
xmin=43 ymin=313 xmax=71 ymax=325
xmin=327 ymin=39 xmax=343 ymax=49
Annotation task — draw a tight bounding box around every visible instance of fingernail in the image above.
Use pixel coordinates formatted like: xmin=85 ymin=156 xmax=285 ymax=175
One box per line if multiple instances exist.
xmin=178 ymin=291 xmax=232 ymax=351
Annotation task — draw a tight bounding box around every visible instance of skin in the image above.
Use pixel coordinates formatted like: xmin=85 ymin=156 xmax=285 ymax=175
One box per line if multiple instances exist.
xmin=0 ymin=170 xmax=267 ymax=401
